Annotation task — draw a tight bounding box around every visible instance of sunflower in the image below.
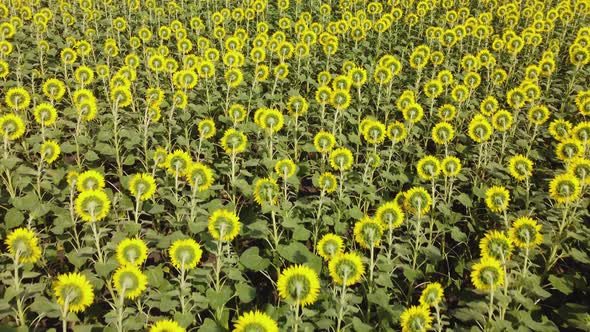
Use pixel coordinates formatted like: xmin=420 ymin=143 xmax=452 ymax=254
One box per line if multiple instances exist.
xmin=451 ymin=85 xmax=469 ymax=103
xmin=479 ymin=230 xmax=513 ymax=261
xmin=197 ymin=118 xmax=216 ymax=140
xmin=225 ymin=68 xmax=243 ymax=88
xmin=573 ymin=121 xmax=590 ymax=142
xmin=506 ymin=88 xmax=526 ymax=109
xmin=328 ymin=252 xmax=365 ymax=286
xmin=0 ymin=59 xmax=8 ymax=78
xmin=568 ymin=158 xmax=590 ymax=185
xmin=233 ymin=310 xmax=278 ymax=332
xmin=549 ymin=173 xmax=581 ymax=204
xmin=165 ymin=150 xmax=192 ymax=175
xmin=353 ymin=216 xmax=384 ymax=249
xmin=113 ymin=265 xmax=148 ymax=299
xmin=228 ymin=104 xmax=247 ymax=123
xmin=5 ymin=227 xmax=42 ymax=264
xmin=317 ymin=233 xmax=344 ymax=261
xmin=362 ymin=120 xmax=386 ymax=144
xmin=416 ymin=155 xmax=441 ymax=181
xmin=149 ymin=320 xmax=186 ymax=332
xmin=153 ymin=147 xmax=168 ymax=168
xmin=387 ymin=121 xmax=408 ymax=142
xmin=129 ymin=173 xmax=157 ymax=201
xmin=402 ymin=103 xmax=424 ymax=123
xmin=555 ymin=138 xmax=584 ymax=161
xmin=329 ymin=147 xmax=354 ymax=171
xmin=527 ymin=105 xmax=550 ymax=125
xmin=313 ymin=131 xmax=336 ymax=153
xmin=548 ymin=119 xmax=572 ymax=141
xmin=208 ymin=209 xmax=241 ymax=241
xmin=331 ymin=89 xmax=352 ymax=110
xmin=423 ymin=79 xmax=443 ymax=99
xmin=404 ymin=187 xmax=432 ymax=215
xmin=5 ymin=87 xmax=31 ymax=110
xmin=110 ymin=86 xmax=133 ymax=107
xmin=259 ymin=109 xmax=284 ymax=132
xmin=468 ymin=117 xmax=493 ymax=143
xmin=277 ymin=265 xmax=320 ymax=307
xmin=286 ymin=95 xmax=309 ymax=117
xmin=419 ymin=283 xmax=444 ymax=307
xmin=40 ymin=140 xmax=61 ymax=164
xmin=400 ymin=305 xmax=432 ymax=332
xmin=471 ymin=257 xmax=504 ymax=291
xmin=116 ymin=238 xmax=148 ymax=266
xmin=375 ymin=201 xmax=404 ymax=229
xmin=485 ymin=186 xmax=510 ymax=213
xmin=441 ymin=156 xmax=462 ymax=177
xmin=0 ymin=113 xmax=26 ymax=140
xmin=53 ymin=272 xmax=94 ymax=313
xmin=431 ymin=122 xmax=455 ymax=145
xmin=275 ymin=159 xmax=297 ymax=178
xmin=318 ymin=172 xmax=338 ymax=193
xmin=491 ymin=110 xmax=513 ymax=132
xmin=77 ymin=170 xmax=105 ymax=192
xmin=185 ymin=162 xmax=214 ymax=191
xmin=253 ymin=177 xmax=280 ymax=206
xmin=221 ymin=128 xmax=248 ymax=154
xmin=169 ymin=238 xmax=202 ymax=270
xmin=508 ymin=217 xmax=543 ymax=248
xmin=480 ymin=96 xmax=499 ymax=116
xmin=75 ymin=190 xmax=111 ymax=222
xmin=508 ymin=154 xmax=533 ymax=181
xmin=33 ymin=103 xmax=58 ymax=126
xmin=173 ymin=90 xmax=188 ymax=109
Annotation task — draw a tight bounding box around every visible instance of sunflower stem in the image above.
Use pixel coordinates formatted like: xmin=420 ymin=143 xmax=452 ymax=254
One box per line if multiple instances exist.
xmin=312 ymin=189 xmax=325 ymax=253
xmin=335 ymin=278 xmax=348 ymax=332
xmin=487 ymin=285 xmax=495 ymax=328
xmin=90 ymin=222 xmax=105 ymax=264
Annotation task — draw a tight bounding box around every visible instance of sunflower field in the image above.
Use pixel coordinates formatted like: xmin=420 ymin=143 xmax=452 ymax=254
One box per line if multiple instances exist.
xmin=1 ymin=0 xmax=590 ymax=331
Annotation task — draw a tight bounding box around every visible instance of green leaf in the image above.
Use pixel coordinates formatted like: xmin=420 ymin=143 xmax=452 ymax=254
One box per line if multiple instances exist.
xmin=548 ymin=275 xmax=573 ymax=295
xmin=4 ymin=208 xmax=24 ymax=229
xmin=235 ymin=283 xmax=256 ymax=303
xmin=239 ymin=247 xmax=270 ymax=271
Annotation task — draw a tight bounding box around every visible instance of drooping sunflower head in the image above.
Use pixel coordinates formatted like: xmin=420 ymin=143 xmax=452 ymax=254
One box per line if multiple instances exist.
xmin=549 ymin=173 xmax=581 ymax=204
xmin=277 ymin=264 xmax=321 ymax=307
xmin=221 ymin=128 xmax=248 ymax=154
xmin=274 ymin=159 xmax=297 ymax=178
xmin=397 ymin=90 xmax=416 ymax=111
xmin=329 ymin=147 xmax=354 ymax=172
xmin=492 ymin=110 xmax=513 ymax=132
xmin=527 ymin=105 xmax=550 ymax=125
xmin=387 ymin=121 xmax=407 ymax=143
xmin=287 ymin=95 xmax=309 ymax=117
xmin=573 ymin=121 xmax=590 ymax=142
xmin=75 ymin=190 xmax=111 ymax=222
xmin=258 ymin=109 xmax=284 ymax=133
xmin=313 ymin=131 xmax=336 ymax=153
xmin=318 ymin=172 xmax=338 ymax=193
xmin=423 ymin=79 xmax=443 ymax=99
xmin=40 ymin=140 xmax=61 ymax=164
xmin=451 ymin=84 xmax=469 ymax=103
xmin=328 ymin=252 xmax=365 ymax=286
xmin=480 ymin=96 xmax=499 ymax=116
xmin=485 ymin=186 xmax=510 ymax=213
xmin=353 ymin=216 xmax=384 ymax=249
xmin=509 ymin=217 xmax=543 ymax=248
xmin=77 ymin=170 xmax=105 ymax=192
xmin=375 ymin=201 xmax=404 ymax=229
xmin=317 ymin=233 xmax=344 ymax=261
xmin=0 ymin=113 xmax=26 ymax=140
xmin=153 ymin=147 xmax=168 ymax=168
xmin=129 ymin=173 xmax=157 ymax=201
xmin=169 ymin=238 xmax=202 ymax=270
xmin=479 ymin=230 xmax=513 ymax=261
xmin=110 ymin=86 xmax=133 ymax=108
xmin=253 ymin=177 xmax=280 ymax=206
xmin=53 ymin=272 xmax=94 ymax=313
xmin=400 ymin=305 xmax=433 ymax=332
xmin=548 ymin=118 xmax=572 ymax=141
xmin=416 ymin=155 xmax=441 ymax=181
xmin=149 ymin=319 xmax=186 ymax=332
xmin=402 ymin=103 xmax=425 ymax=123
xmin=165 ymin=150 xmax=192 ymax=175
xmin=184 ymin=162 xmax=214 ymax=192
xmin=470 ymin=257 xmax=504 ymax=291
xmin=208 ymin=209 xmax=241 ymax=241
xmin=228 ymin=104 xmax=247 ymax=123
xmin=507 ymin=154 xmax=533 ymax=181
xmin=113 ymin=265 xmax=148 ymax=299
xmin=404 ymin=187 xmax=432 ymax=215
xmin=468 ymin=117 xmax=493 ymax=143
xmin=233 ymin=310 xmax=279 ymax=332
xmin=116 ymin=238 xmax=148 ymax=266
xmin=330 ymin=89 xmax=352 ymax=110
xmin=419 ymin=282 xmax=444 ymax=308
xmin=5 ymin=227 xmax=42 ymax=264
xmin=431 ymin=122 xmax=455 ymax=145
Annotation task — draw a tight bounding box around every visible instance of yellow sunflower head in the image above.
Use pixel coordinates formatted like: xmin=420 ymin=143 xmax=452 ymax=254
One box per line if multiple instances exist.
xmin=253 ymin=177 xmax=280 ymax=206
xmin=77 ymin=170 xmax=105 ymax=192
xmin=233 ymin=310 xmax=278 ymax=332
xmin=416 ymin=155 xmax=441 ymax=181
xmin=33 ymin=103 xmax=58 ymax=126
xmin=149 ymin=319 xmax=186 ymax=332
xmin=208 ymin=209 xmax=241 ymax=241
xmin=221 ymin=128 xmax=248 ymax=154
xmin=53 ymin=272 xmax=94 ymax=313
xmin=165 ymin=150 xmax=192 ymax=175
xmin=277 ymin=264 xmax=321 ymax=307
xmin=317 ymin=233 xmax=344 ymax=261
xmin=419 ymin=282 xmax=444 ymax=308
xmin=116 ymin=238 xmax=148 ymax=266
xmin=328 ymin=252 xmax=365 ymax=286
xmin=313 ymin=131 xmax=336 ymax=153
xmin=5 ymin=87 xmax=31 ymax=110
xmin=400 ymin=305 xmax=433 ymax=332
xmin=75 ymin=190 xmax=111 ymax=222
xmin=375 ymin=201 xmax=404 ymax=229
xmin=549 ymin=173 xmax=581 ymax=204
xmin=485 ymin=186 xmax=510 ymax=213
xmin=404 ymin=186 xmax=432 ymax=215
xmin=441 ymin=156 xmax=462 ymax=177
xmin=353 ymin=216 xmax=384 ymax=249
xmin=128 ymin=173 xmax=157 ymax=201
xmin=507 ymin=154 xmax=533 ymax=181
xmin=113 ymin=265 xmax=148 ymax=299
xmin=0 ymin=113 xmax=26 ymax=140
xmin=184 ymin=162 xmax=214 ymax=192
xmin=479 ymin=230 xmax=513 ymax=261
xmin=329 ymin=147 xmax=354 ymax=171
xmin=169 ymin=238 xmax=202 ymax=270
xmin=470 ymin=257 xmax=504 ymax=291
xmin=568 ymin=158 xmax=590 ymax=185
xmin=509 ymin=217 xmax=543 ymax=248
xmin=5 ymin=227 xmax=42 ymax=264
xmin=40 ymin=140 xmax=61 ymax=164
xmin=274 ymin=159 xmax=297 ymax=178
